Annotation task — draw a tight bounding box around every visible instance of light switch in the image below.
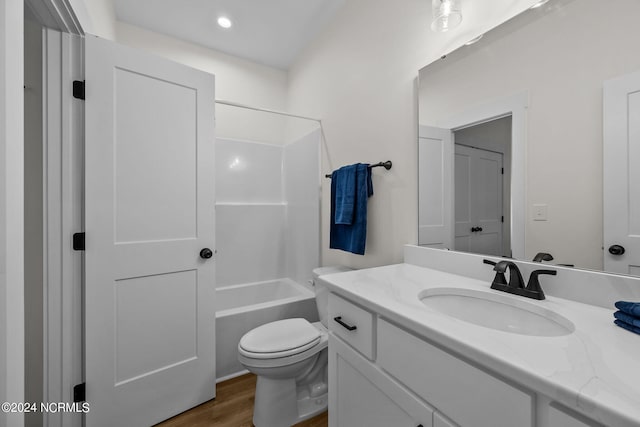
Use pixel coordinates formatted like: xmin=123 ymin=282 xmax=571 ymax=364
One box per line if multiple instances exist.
xmin=533 ymin=204 xmax=548 ymax=221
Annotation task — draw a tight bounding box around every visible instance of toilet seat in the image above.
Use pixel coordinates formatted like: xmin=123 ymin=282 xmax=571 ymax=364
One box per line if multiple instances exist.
xmin=238 ymin=321 xmax=328 ymax=369
xmin=239 ymin=318 xmax=321 ymax=359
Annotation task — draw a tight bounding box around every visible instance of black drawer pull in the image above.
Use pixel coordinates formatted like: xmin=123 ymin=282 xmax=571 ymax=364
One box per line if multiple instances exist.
xmin=333 ymin=316 xmax=357 ymax=331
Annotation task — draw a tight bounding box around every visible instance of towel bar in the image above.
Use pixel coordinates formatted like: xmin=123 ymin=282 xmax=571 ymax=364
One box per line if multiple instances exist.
xmin=325 ymin=160 xmax=392 ymax=178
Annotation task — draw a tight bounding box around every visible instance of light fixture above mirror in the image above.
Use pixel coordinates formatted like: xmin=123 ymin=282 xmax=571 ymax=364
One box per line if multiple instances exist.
xmin=431 ymin=0 xmax=462 ymax=32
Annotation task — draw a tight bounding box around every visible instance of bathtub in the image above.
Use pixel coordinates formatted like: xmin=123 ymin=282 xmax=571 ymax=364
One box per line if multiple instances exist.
xmin=215 ymin=278 xmax=319 ymax=381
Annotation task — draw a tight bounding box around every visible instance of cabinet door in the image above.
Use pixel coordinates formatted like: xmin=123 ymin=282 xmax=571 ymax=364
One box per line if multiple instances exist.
xmin=548 ymin=404 xmax=601 ymax=427
xmin=329 ymin=335 xmax=432 ymax=427
xmin=434 ymin=411 xmax=459 ymax=427
xmin=334 ymin=353 xmax=423 ymax=427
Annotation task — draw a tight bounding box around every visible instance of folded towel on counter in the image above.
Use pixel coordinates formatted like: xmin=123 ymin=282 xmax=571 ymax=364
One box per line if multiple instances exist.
xmin=615 ymin=319 xmax=640 ymax=335
xmin=330 ymin=163 xmax=373 ymax=255
xmin=333 ymin=165 xmax=357 ymax=225
xmin=614 ymin=310 xmax=640 ymax=328
xmin=615 ymin=301 xmax=640 ymax=317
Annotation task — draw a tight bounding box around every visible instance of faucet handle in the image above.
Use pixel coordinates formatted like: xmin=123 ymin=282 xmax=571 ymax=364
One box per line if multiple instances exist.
xmin=526 ymin=269 xmax=557 ymax=299
xmin=533 ymin=252 xmax=554 ymax=262
xmin=483 ymin=259 xmax=507 ymax=286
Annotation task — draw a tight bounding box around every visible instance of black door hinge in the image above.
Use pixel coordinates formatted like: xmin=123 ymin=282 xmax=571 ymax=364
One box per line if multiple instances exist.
xmin=501 ymin=167 xmax=504 ymax=175
xmin=73 ymin=383 xmax=86 ymax=402
xmin=501 ymin=216 xmax=504 ymax=223
xmin=73 ymin=80 xmax=85 ymax=100
xmin=73 ymin=232 xmax=85 ymax=251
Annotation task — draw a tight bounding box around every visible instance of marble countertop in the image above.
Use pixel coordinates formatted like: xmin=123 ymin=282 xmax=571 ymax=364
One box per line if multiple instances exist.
xmin=321 ymin=263 xmax=640 ymax=427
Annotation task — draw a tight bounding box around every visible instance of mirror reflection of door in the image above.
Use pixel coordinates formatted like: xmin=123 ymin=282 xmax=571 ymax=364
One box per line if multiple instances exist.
xmin=604 ymin=70 xmax=640 ymax=275
xmin=453 ymin=117 xmax=511 ymax=257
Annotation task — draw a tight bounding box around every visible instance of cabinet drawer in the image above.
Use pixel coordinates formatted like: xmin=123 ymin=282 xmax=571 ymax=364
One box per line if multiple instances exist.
xmin=328 ymin=293 xmax=375 ymax=359
xmin=377 ymin=319 xmax=533 ymax=427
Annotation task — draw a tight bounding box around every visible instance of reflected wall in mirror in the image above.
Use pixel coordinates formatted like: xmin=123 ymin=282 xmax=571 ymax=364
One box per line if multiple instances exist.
xmin=418 ymin=0 xmax=640 ymax=275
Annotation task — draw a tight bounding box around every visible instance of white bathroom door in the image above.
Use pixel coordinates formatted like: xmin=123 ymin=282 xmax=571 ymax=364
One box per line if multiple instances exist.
xmin=418 ymin=125 xmax=454 ymax=249
xmin=454 ymin=144 xmax=503 ymax=256
xmin=84 ymin=35 xmax=216 ymax=427
xmin=604 ymin=70 xmax=640 ymax=275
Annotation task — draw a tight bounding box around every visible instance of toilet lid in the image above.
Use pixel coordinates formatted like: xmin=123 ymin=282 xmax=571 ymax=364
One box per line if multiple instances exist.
xmin=239 ymin=318 xmax=321 ymax=356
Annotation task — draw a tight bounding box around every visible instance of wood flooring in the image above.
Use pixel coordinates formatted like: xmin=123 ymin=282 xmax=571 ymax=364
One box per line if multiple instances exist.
xmin=155 ymin=374 xmax=328 ymax=427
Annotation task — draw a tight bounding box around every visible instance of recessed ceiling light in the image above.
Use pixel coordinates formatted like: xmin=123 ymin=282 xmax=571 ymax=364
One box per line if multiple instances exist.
xmin=465 ymin=34 xmax=483 ymax=45
xmin=530 ymin=0 xmax=550 ymax=9
xmin=217 ymin=16 xmax=232 ymax=29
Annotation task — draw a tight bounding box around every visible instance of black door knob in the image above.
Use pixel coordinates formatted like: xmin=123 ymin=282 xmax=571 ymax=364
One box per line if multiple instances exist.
xmin=608 ymin=245 xmax=626 ymax=256
xmin=200 ymin=248 xmax=213 ymax=259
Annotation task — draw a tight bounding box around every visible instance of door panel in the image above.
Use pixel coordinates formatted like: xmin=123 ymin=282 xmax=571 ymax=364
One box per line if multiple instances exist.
xmin=604 ymin=70 xmax=640 ymax=274
xmin=418 ymin=126 xmax=454 ymax=249
xmin=114 ymin=67 xmax=198 ymax=243
xmin=85 ymin=35 xmax=216 ymax=427
xmin=114 ymin=271 xmax=197 ymax=385
xmin=475 ymin=150 xmax=503 ymax=254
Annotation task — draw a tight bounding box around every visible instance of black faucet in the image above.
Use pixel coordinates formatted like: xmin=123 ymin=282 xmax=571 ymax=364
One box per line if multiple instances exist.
xmin=483 ymin=259 xmax=557 ymax=300
xmin=532 ymin=252 xmax=554 ymax=262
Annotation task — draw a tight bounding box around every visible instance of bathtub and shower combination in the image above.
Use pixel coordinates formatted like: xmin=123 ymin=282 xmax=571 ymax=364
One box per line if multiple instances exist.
xmin=214 ymin=127 xmax=321 ymax=381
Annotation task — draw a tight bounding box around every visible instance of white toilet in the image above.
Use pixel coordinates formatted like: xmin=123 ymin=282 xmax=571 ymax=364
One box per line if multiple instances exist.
xmin=238 ymin=266 xmax=352 ymax=427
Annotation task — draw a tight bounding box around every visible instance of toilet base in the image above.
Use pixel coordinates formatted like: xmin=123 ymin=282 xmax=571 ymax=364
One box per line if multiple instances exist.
xmin=252 ymin=376 xmax=328 ymax=427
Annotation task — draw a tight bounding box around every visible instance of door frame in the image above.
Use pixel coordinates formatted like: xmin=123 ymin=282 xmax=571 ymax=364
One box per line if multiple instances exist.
xmin=42 ymin=28 xmax=83 ymax=427
xmin=2 ymin=1 xmax=83 ymax=426
xmin=437 ymin=92 xmax=528 ymax=260
xmin=26 ymin=1 xmax=84 ymax=427
xmin=1 ymin=3 xmax=26 ymax=426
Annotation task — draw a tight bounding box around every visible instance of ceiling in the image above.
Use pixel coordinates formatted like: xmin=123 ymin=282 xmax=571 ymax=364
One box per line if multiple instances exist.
xmin=114 ymin=0 xmax=346 ymax=70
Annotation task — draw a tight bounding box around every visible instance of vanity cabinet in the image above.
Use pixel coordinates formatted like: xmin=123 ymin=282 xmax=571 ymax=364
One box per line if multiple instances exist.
xmin=328 ymin=292 xmax=604 ymax=427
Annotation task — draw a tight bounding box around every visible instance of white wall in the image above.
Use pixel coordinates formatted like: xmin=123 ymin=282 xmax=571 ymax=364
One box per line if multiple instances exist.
xmin=418 ymin=0 xmax=640 ymax=270
xmin=0 ymin=1 xmax=24 ymax=426
xmin=287 ymin=0 xmax=541 ymax=269
xmin=114 ymin=22 xmax=289 ymax=145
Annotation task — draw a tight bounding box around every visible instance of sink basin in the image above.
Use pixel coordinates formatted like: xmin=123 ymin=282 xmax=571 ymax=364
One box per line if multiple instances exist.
xmin=419 ymin=288 xmax=574 ymax=337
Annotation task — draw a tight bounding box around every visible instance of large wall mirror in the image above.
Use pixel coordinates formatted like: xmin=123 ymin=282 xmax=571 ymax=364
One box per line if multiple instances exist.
xmin=418 ymin=0 xmax=640 ymax=275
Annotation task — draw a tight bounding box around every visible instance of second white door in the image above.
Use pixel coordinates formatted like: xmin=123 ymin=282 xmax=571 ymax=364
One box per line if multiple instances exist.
xmin=454 ymin=144 xmax=504 ymax=256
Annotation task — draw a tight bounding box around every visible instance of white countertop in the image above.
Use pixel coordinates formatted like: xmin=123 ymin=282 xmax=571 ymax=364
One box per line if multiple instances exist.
xmin=321 ymin=263 xmax=640 ymax=427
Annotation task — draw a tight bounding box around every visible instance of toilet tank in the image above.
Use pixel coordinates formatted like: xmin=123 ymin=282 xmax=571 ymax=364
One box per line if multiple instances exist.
xmin=312 ymin=266 xmax=354 ymax=327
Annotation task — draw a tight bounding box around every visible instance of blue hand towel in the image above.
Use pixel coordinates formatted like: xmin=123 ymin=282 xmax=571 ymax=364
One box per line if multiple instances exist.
xmin=615 ymin=301 xmax=640 ymax=317
xmin=333 ymin=165 xmax=357 ymax=225
xmin=615 ymin=319 xmax=640 ymax=335
xmin=330 ymin=164 xmax=373 ymax=255
xmin=614 ymin=310 xmax=640 ymax=328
